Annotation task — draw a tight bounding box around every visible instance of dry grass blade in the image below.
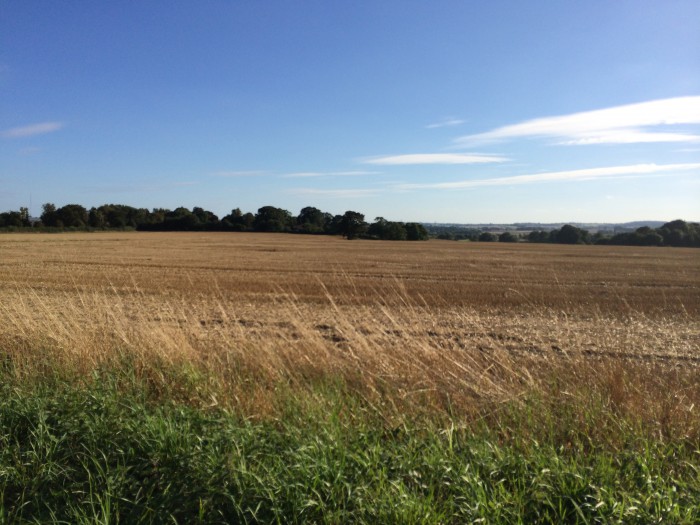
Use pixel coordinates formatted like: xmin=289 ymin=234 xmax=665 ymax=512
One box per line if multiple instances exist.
xmin=0 ymin=232 xmax=698 ymax=433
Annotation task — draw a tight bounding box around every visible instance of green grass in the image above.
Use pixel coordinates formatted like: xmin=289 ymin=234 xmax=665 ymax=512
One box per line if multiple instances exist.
xmin=1 ymin=374 xmax=698 ymax=524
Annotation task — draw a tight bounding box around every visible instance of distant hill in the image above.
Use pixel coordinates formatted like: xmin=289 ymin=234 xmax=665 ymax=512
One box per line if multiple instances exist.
xmin=616 ymin=221 xmax=666 ymax=229
xmin=424 ymin=221 xmax=668 ymax=232
xmin=423 ymin=219 xmax=699 ymax=247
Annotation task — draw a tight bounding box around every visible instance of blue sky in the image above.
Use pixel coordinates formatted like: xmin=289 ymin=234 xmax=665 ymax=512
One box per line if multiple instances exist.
xmin=1 ymin=1 xmax=699 ymax=223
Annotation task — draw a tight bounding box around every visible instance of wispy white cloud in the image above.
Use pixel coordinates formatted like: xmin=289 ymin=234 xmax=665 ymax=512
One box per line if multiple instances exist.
xmin=396 ymin=163 xmax=700 ymax=190
xmin=426 ymin=117 xmax=464 ymax=129
xmin=288 ymin=188 xmax=380 ymax=197
xmin=559 ymin=131 xmax=700 ymax=145
xmin=364 ymin=153 xmax=508 ymax=165
xmin=282 ymin=170 xmax=380 ymax=178
xmin=282 ymin=172 xmax=322 ymax=178
xmin=456 ymin=96 xmax=700 ymax=146
xmin=1 ymin=121 xmax=65 ymax=138
xmin=211 ymin=170 xmax=268 ymax=177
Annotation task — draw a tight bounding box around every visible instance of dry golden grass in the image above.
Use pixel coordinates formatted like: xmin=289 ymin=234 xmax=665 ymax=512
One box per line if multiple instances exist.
xmin=1 ymin=232 xmax=698 ymax=432
xmin=2 ymin=231 xmax=698 ymax=313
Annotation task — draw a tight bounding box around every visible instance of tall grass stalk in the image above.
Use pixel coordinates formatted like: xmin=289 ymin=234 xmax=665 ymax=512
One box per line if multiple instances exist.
xmin=1 ymin=276 xmax=698 ymax=522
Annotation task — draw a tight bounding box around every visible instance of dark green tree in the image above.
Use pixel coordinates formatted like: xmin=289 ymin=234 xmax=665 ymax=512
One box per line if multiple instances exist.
xmin=254 ymin=206 xmax=293 ymax=232
xmin=634 ymin=226 xmax=664 ymax=246
xmin=499 ymin=231 xmax=518 ymax=242
xmin=658 ymin=220 xmax=698 ymax=247
xmin=192 ymin=207 xmax=219 ymax=227
xmin=150 ymin=208 xmax=168 ymax=224
xmin=554 ymin=224 xmax=589 ymax=244
xmin=405 ymin=223 xmax=428 ymax=241
xmin=98 ymin=204 xmax=127 ymax=227
xmin=40 ymin=203 xmax=58 ymax=227
xmin=384 ymin=221 xmax=407 ymax=240
xmin=88 ymin=207 xmax=106 ymax=228
xmin=19 ymin=207 xmax=30 ymax=226
xmin=367 ymin=217 xmax=396 ymax=240
xmin=55 ymin=204 xmax=88 ymax=228
xmin=98 ymin=204 xmax=152 ymax=228
xmin=367 ymin=217 xmax=386 ymax=239
xmin=527 ymin=230 xmax=551 ymax=243
xmin=368 ymin=217 xmax=420 ymax=240
xmin=296 ymin=206 xmax=327 ymax=233
xmin=164 ymin=207 xmax=200 ymax=230
xmin=324 ymin=214 xmax=344 ymax=235
xmin=221 ymin=208 xmax=250 ymax=231
xmin=0 ymin=211 xmax=23 ymax=227
xmin=478 ymin=232 xmax=497 ymax=242
xmin=339 ymin=211 xmax=367 ymax=240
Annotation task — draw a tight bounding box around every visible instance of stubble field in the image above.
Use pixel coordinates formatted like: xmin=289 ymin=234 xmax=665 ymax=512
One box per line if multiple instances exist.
xmin=1 ymin=231 xmax=698 ymax=417
xmin=1 ymin=232 xmax=699 ymax=523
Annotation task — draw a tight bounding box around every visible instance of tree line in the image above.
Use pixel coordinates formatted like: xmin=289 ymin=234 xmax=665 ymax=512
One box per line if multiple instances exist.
xmin=0 ymin=203 xmax=429 ymax=241
xmin=1 ymin=203 xmax=697 ymax=247
xmin=523 ymin=221 xmax=700 ymax=248
xmin=426 ymin=221 xmax=700 ymax=247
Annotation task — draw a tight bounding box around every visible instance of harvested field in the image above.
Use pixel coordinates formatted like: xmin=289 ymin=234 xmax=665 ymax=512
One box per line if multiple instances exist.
xmin=2 ymin=231 xmax=699 ymax=522
xmin=1 ymin=232 xmax=698 ymax=424
xmin=2 ymin=231 xmax=698 ymax=312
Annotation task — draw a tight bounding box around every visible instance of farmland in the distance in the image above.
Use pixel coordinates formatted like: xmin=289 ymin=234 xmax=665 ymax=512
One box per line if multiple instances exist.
xmin=3 ymin=231 xmax=699 ymax=310
xmin=1 ymin=232 xmax=699 ymax=523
